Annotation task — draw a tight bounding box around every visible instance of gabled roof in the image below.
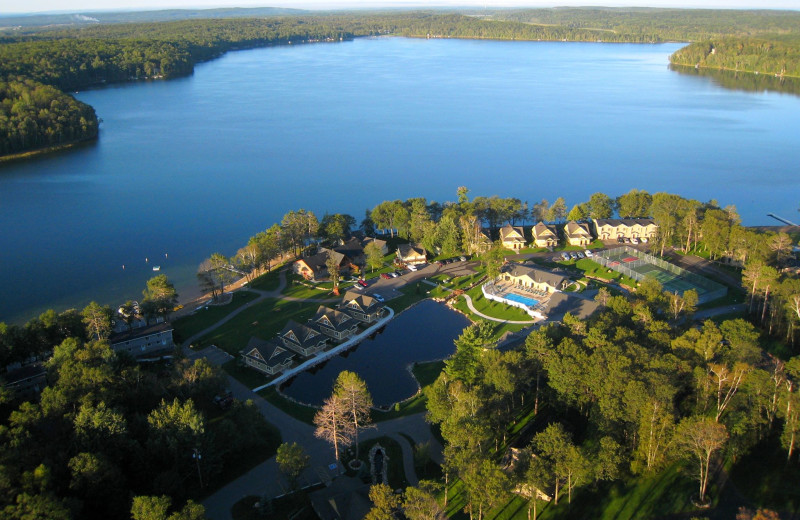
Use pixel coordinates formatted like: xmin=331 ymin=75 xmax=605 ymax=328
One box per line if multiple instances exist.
xmin=361 ymin=236 xmax=387 ymax=250
xmin=593 ymin=218 xmax=656 ymax=228
xmin=339 ymin=291 xmax=384 ymax=314
xmin=242 ymin=336 xmax=294 ymax=367
xmin=503 ymin=263 xmax=568 ymax=288
xmin=532 ymin=222 xmax=557 ymax=238
xmin=500 ymin=224 xmax=525 ymax=241
xmin=279 ymin=320 xmax=324 ymax=348
xmin=564 ymin=221 xmax=591 ymax=238
xmin=312 ymin=306 xmax=357 ymax=332
xmin=297 ymin=250 xmax=348 ymax=277
xmin=333 ymin=238 xmax=365 ymax=264
xmin=397 ymin=243 xmax=426 ymax=259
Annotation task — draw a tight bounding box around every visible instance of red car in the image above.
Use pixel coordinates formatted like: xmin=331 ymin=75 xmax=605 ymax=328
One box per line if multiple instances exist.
xmin=380 ymin=273 xmax=391 ymax=279
xmin=358 ymin=279 xmax=368 ymax=287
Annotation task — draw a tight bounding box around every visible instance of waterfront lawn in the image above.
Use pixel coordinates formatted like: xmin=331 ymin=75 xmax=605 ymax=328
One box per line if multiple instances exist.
xmin=248 ymin=268 xmax=283 ymax=292
xmin=197 ymin=298 xmax=318 ymax=354
xmin=282 ymin=276 xmax=338 ymax=299
xmin=386 ymin=281 xmax=429 ymax=313
xmin=173 ymin=290 xmax=260 ymax=344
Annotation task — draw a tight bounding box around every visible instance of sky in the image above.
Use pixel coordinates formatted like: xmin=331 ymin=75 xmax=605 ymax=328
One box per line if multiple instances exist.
xmin=2 ymin=0 xmax=799 ymax=15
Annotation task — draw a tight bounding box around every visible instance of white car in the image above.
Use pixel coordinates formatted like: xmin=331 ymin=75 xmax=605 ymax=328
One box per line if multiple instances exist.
xmin=407 ymin=264 xmax=418 ymax=271
xmin=584 ymin=249 xmax=593 ymax=258
xmin=372 ymin=293 xmax=385 ymax=302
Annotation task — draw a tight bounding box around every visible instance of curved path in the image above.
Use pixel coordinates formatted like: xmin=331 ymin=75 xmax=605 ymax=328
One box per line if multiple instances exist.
xmin=181 ymin=269 xmax=338 ymax=348
xmin=201 ymin=372 xmax=440 ymax=520
xmin=460 ymin=293 xmax=536 ymax=325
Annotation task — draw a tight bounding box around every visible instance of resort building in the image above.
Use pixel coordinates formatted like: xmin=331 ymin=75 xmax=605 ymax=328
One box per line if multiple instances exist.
xmin=2 ymin=363 xmax=47 ymax=400
xmin=499 ymin=224 xmax=526 ymax=251
xmin=593 ymin=218 xmax=657 ymax=241
xmin=278 ymin=320 xmax=329 ymax=357
xmin=109 ymin=322 xmax=174 ymax=358
xmin=563 ymin=221 xmax=593 ymax=246
xmin=531 ymin=222 xmax=559 ymax=248
xmin=293 ymin=250 xmax=349 ymax=281
xmin=396 ymin=244 xmax=427 ymax=265
xmin=338 ymin=291 xmax=386 ymax=323
xmin=499 ymin=263 xmax=569 ymax=293
xmin=310 ymin=306 xmax=360 ymax=341
xmin=240 ymin=337 xmax=295 ymax=375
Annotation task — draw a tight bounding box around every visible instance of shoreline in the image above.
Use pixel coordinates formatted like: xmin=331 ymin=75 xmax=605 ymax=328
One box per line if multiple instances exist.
xmin=0 ymin=138 xmax=98 ymax=164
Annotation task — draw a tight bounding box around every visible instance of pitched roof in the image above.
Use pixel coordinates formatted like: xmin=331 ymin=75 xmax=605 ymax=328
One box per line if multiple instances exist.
xmin=361 ymin=236 xmax=387 ymax=250
xmin=397 ymin=243 xmax=426 ymax=259
xmin=242 ymin=336 xmax=294 ymax=367
xmin=593 ymin=218 xmax=656 ymax=228
xmin=339 ymin=291 xmax=384 ymax=314
xmin=312 ymin=306 xmax=357 ymax=332
xmin=500 ymin=224 xmax=525 ymax=241
xmin=298 ymin=250 xmax=348 ymax=277
xmin=532 ymin=222 xmax=557 ymax=238
xmin=564 ymin=221 xmax=592 ymax=238
xmin=503 ymin=263 xmax=568 ymax=288
xmin=333 ymin=238 xmax=365 ymax=264
xmin=279 ymin=320 xmax=325 ymax=348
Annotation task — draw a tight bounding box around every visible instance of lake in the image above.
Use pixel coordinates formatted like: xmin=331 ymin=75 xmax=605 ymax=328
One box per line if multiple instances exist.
xmin=2 ymin=37 xmax=799 ymax=324
xmin=280 ymin=300 xmax=470 ymax=407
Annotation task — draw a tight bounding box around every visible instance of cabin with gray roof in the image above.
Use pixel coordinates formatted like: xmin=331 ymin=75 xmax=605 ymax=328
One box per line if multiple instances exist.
xmin=241 ymin=336 xmax=295 ymax=375
xmin=279 ymin=320 xmax=329 ymax=356
xmin=338 ymin=291 xmax=386 ymax=323
xmin=311 ymin=306 xmax=360 ymax=341
xmin=499 ymin=224 xmax=526 ymax=251
xmin=563 ymin=221 xmax=593 ymax=246
xmin=531 ymin=222 xmax=558 ymax=248
xmin=361 ymin=236 xmax=388 ymax=256
xmin=396 ymin=243 xmax=427 ymax=265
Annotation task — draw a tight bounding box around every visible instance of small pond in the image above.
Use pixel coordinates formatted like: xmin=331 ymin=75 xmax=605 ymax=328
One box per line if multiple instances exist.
xmin=280 ymin=300 xmax=470 ymax=407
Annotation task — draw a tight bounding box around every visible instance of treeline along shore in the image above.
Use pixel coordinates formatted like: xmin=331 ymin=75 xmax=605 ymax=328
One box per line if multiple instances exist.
xmin=2 ymin=8 xmax=800 ymax=158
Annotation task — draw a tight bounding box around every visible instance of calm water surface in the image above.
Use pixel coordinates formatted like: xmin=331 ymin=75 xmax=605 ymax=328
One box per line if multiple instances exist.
xmin=2 ymin=38 xmax=799 ymax=323
xmin=280 ymin=300 xmax=470 ymax=407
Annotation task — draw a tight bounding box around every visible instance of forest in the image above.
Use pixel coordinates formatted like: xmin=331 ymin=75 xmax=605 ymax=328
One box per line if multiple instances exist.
xmin=2 ymin=9 xmax=800 ymax=157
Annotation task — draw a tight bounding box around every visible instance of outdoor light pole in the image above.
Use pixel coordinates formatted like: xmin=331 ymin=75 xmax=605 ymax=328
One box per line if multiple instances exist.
xmin=193 ymin=448 xmax=203 ymax=488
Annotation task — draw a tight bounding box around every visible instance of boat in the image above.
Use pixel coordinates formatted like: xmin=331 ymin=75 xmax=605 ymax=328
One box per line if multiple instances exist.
xmin=152 ymin=266 xmax=161 ymax=271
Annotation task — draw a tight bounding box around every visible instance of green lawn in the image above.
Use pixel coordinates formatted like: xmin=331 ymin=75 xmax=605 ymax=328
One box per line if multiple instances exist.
xmin=248 ymin=269 xmax=284 ymax=292
xmin=451 ymin=286 xmax=533 ymax=323
xmin=198 ymin=298 xmax=319 ymax=354
xmin=282 ymin=276 xmax=340 ymax=299
xmin=173 ymin=290 xmax=260 ymax=344
xmin=223 ymin=359 xmax=272 ymax=388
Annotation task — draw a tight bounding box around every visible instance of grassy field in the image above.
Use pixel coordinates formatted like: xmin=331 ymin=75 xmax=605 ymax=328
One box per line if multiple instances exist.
xmin=248 ymin=268 xmax=283 ymax=292
xmin=173 ymin=290 xmax=260 ymax=344
xmin=197 ymin=297 xmax=319 ymax=354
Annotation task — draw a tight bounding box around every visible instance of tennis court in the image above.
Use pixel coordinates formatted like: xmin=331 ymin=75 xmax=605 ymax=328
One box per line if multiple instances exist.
xmin=597 ymin=246 xmax=727 ymax=304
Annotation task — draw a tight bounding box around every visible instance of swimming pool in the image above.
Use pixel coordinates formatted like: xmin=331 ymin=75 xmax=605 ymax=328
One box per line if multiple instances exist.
xmin=504 ymin=292 xmax=539 ymax=307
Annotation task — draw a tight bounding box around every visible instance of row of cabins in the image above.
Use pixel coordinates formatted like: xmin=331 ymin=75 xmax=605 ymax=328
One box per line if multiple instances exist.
xmin=241 ymin=291 xmax=386 ymax=376
xmin=499 ymin=218 xmax=658 ymax=251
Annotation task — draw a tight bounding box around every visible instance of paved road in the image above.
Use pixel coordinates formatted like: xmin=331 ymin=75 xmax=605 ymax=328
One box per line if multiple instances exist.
xmin=201 ymin=371 xmax=441 ymax=520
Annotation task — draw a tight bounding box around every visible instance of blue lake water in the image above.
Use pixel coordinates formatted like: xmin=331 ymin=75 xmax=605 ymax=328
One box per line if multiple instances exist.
xmin=2 ymin=37 xmax=800 ymax=324
xmin=280 ymin=300 xmax=470 ymax=407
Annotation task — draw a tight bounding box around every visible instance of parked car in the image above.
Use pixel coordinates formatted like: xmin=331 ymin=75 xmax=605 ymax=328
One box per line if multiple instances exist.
xmin=372 ymin=293 xmax=385 ymax=302
xmin=358 ymin=279 xmax=368 ymax=287
xmin=437 ymin=261 xmax=445 ymax=267
xmin=407 ymin=264 xmax=418 ymax=271
xmin=631 ymin=237 xmax=640 ymax=244
xmin=459 ymin=256 xmax=467 ymax=261
xmin=561 ymin=252 xmax=570 ymax=260
xmin=394 ymin=271 xmax=403 ymax=277
xmin=584 ymin=249 xmax=593 ymax=258
xmin=641 ymin=237 xmax=649 ymax=243
xmin=577 ymin=252 xmax=585 ymax=259
xmin=617 ymin=237 xmax=624 ymax=243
